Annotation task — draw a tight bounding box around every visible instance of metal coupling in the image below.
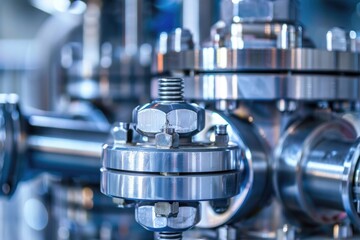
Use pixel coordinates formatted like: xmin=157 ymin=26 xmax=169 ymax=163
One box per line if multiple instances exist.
xmin=100 ymin=78 xmax=243 ymax=236
xmin=274 ymin=115 xmax=360 ymax=228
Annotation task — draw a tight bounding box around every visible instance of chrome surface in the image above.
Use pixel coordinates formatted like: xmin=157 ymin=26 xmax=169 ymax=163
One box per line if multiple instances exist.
xmin=101 ymin=168 xmax=241 ymax=201
xmin=101 ymin=78 xmax=244 ymax=236
xmin=152 ymin=74 xmax=360 ymax=101
xmin=135 ymin=203 xmax=200 ymax=232
xmin=102 ymin=143 xmax=241 ymax=173
xmin=210 ymin=22 xmax=301 ymax=49
xmin=135 ymin=78 xmax=205 ymax=137
xmin=274 ymin=115 xmax=360 ymax=227
xmin=195 ymin=110 xmax=270 ymax=228
xmin=154 ymin=48 xmax=360 ymax=73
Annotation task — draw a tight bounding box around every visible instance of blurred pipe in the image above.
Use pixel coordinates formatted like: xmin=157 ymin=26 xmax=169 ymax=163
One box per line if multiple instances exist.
xmin=182 ymin=0 xmax=217 ymax=46
xmin=25 ymin=6 xmax=83 ymax=111
xmin=25 ymin=114 xmax=110 ymax=178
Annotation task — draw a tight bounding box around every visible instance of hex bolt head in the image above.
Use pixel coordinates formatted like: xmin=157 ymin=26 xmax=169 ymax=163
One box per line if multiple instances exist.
xmin=155 ymin=127 xmax=180 ymax=149
xmin=154 ymin=202 xmax=179 ymax=218
xmin=111 ymin=122 xmax=132 ymax=145
xmin=215 ymin=124 xmax=229 ymax=147
xmin=326 ymin=27 xmax=347 ymax=51
xmin=135 ymin=202 xmax=200 ymax=233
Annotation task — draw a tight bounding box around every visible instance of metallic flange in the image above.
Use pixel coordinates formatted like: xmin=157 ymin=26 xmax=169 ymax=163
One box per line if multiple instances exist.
xmin=102 ymin=143 xmax=241 ymax=173
xmin=194 ymin=110 xmax=270 ymax=228
xmin=0 ymin=94 xmax=25 ymax=196
xmin=274 ymin=114 xmax=360 ymax=227
xmin=154 ymin=48 xmax=360 ymax=73
xmin=152 ymin=74 xmax=360 ymax=101
xmin=101 ymin=168 xmax=241 ymax=201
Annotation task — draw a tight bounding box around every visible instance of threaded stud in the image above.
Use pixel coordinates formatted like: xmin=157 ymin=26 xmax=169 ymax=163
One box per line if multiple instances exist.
xmin=158 ymin=78 xmax=184 ymax=102
xmin=158 ymin=232 xmax=182 ymax=240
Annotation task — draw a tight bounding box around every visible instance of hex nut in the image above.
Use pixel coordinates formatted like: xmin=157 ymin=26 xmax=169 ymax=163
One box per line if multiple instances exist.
xmin=154 ymin=202 xmax=179 ymax=217
xmin=111 ymin=122 xmax=132 ymax=144
xmin=135 ymin=203 xmax=200 ymax=232
xmin=134 ymin=102 xmax=205 ymax=137
xmin=155 ymin=130 xmax=179 ymax=148
xmin=215 ymin=134 xmax=229 ymax=146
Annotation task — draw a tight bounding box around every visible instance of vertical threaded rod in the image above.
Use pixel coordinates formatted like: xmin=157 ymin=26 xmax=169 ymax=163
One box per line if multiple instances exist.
xmin=158 ymin=232 xmax=182 ymax=240
xmin=158 ymin=78 xmax=184 ymax=102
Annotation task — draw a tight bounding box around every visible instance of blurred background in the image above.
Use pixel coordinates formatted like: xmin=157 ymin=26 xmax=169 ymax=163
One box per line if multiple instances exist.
xmin=0 ymin=0 xmax=360 ymax=239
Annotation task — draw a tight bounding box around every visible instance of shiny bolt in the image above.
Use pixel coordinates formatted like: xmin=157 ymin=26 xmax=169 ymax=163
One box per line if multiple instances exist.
xmin=135 ymin=78 xmax=205 ymax=137
xmin=111 ymin=122 xmax=132 ymax=145
xmin=155 ymin=127 xmax=179 ymax=149
xmin=155 ymin=202 xmax=179 ymax=218
xmin=326 ymin=27 xmax=347 ymax=51
xmin=135 ymin=202 xmax=200 ymax=232
xmin=215 ymin=124 xmax=229 ymax=147
xmin=167 ymin=28 xmax=194 ymax=52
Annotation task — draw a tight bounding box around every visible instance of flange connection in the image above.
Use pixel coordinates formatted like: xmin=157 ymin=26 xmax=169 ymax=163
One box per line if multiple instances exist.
xmin=100 ymin=78 xmax=243 ymax=237
xmin=0 ymin=94 xmax=24 ymax=197
xmin=274 ymin=115 xmax=360 ymax=229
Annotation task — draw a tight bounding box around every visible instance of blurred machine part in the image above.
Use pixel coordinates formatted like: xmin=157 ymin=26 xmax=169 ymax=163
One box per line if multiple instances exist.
xmin=2 ymin=0 xmax=360 ymax=240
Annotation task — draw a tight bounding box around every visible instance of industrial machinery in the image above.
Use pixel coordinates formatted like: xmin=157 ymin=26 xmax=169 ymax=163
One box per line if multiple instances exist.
xmin=2 ymin=0 xmax=360 ymax=239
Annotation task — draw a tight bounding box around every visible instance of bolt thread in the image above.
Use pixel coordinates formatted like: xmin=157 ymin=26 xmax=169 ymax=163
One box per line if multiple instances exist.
xmin=158 ymin=78 xmax=184 ymax=102
xmin=158 ymin=232 xmax=182 ymax=240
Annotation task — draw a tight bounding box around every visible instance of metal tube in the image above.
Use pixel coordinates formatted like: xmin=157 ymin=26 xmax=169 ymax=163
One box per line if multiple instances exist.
xmin=25 ymin=114 xmax=110 ymax=178
xmin=304 ymin=139 xmax=353 ymax=210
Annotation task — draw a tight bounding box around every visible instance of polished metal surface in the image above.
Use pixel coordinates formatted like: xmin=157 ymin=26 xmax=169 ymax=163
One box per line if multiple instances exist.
xmin=136 ymin=203 xmax=200 ymax=232
xmin=0 ymin=99 xmax=110 ymax=193
xmin=134 ymin=78 xmax=205 ymax=137
xmin=102 ymin=143 xmax=241 ymax=173
xmin=195 ymin=110 xmax=270 ymax=228
xmin=101 ymin=168 xmax=241 ymax=201
xmin=100 ymin=78 xmax=245 ymax=236
xmin=154 ymin=48 xmax=360 ymax=73
xmin=274 ymin=115 xmax=360 ymax=227
xmin=210 ymin=22 xmax=301 ymax=49
xmin=152 ymin=74 xmax=360 ymax=101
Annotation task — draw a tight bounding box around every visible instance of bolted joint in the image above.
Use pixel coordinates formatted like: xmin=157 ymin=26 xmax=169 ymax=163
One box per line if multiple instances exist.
xmin=215 ymin=124 xmax=229 ymax=147
xmin=155 ymin=202 xmax=179 ymax=218
xmin=135 ymin=202 xmax=200 ymax=233
xmin=111 ymin=122 xmax=133 ymax=145
xmin=134 ymin=78 xmax=205 ymax=138
xmin=134 ymin=102 xmax=205 ymax=138
xmin=155 ymin=127 xmax=179 ymax=149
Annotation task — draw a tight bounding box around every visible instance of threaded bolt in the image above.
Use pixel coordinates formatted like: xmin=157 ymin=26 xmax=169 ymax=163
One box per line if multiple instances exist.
xmin=158 ymin=78 xmax=184 ymax=102
xmin=158 ymin=232 xmax=182 ymax=240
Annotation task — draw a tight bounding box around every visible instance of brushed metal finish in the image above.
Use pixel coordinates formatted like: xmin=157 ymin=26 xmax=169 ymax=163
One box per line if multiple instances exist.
xmin=102 ymin=143 xmax=241 ymax=173
xmin=100 ymin=168 xmax=242 ymax=201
